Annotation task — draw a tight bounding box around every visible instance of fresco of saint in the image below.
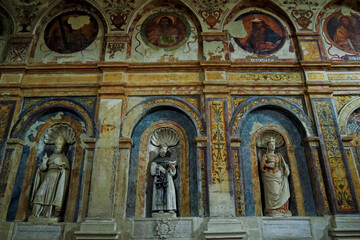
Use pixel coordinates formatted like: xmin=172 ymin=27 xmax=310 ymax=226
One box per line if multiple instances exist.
xmin=233 ymin=12 xmax=286 ymax=55
xmin=141 ymin=13 xmax=190 ymax=50
xmin=326 ymin=14 xmax=360 ymax=53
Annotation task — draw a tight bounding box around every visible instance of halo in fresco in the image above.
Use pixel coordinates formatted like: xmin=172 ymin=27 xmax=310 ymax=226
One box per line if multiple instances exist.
xmin=325 ymin=12 xmax=360 ymax=53
xmin=141 ymin=12 xmax=191 ymax=51
xmin=233 ymin=11 xmax=286 ymax=55
xmin=44 ymin=11 xmax=99 ymax=54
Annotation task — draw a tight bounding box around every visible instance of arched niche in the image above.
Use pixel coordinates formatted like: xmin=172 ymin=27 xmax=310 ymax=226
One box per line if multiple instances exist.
xmin=29 ymin=0 xmax=107 ymax=63
xmin=338 ymin=97 xmax=360 ymax=202
xmin=231 ymin=98 xmax=318 ymax=217
xmin=251 ymin=125 xmax=300 ymax=216
xmin=126 ymin=106 xmax=201 ymax=218
xmin=223 ymin=0 xmax=300 ymax=62
xmin=126 ymin=0 xmax=203 ymax=62
xmin=5 ymin=98 xmax=96 ymax=222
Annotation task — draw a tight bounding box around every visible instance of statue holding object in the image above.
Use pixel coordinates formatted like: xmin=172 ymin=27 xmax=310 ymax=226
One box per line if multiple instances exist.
xmin=150 ymin=128 xmax=179 ymax=217
xmin=258 ymin=131 xmax=292 ymax=217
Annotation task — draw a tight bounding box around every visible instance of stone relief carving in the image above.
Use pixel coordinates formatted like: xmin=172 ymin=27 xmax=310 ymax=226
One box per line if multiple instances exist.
xmin=30 ymin=124 xmax=75 ymax=222
xmin=150 ymin=128 xmax=179 ymax=217
xmin=257 ymin=131 xmax=292 ymax=217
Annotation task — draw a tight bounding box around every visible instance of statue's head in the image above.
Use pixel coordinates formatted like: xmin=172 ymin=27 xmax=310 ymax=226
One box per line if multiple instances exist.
xmin=55 ymin=135 xmax=66 ymax=153
xmin=267 ymin=137 xmax=276 ymax=151
xmin=159 ymin=144 xmax=168 ymax=157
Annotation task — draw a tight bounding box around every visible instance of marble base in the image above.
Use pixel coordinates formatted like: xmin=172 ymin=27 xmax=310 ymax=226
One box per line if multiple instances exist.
xmin=74 ymin=219 xmax=120 ymax=240
xmin=204 ymin=218 xmax=247 ymax=239
xmin=152 ymin=211 xmax=177 ymax=218
xmin=328 ymin=215 xmax=360 ymax=240
xmin=12 ymin=223 xmax=63 ymax=240
xmin=28 ymin=216 xmax=60 ymax=224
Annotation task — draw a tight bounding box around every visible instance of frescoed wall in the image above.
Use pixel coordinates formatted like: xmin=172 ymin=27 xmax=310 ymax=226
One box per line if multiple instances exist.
xmin=0 ymin=0 xmax=360 ymax=240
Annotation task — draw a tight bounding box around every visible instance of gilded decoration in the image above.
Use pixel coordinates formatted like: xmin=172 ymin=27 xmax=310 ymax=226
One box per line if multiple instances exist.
xmin=143 ymin=98 xmax=205 ymax=135
xmin=0 ymin=103 xmax=14 ymax=141
xmin=315 ymin=101 xmax=355 ymax=211
xmin=282 ymin=97 xmax=306 ymax=111
xmin=233 ymin=149 xmax=245 ymax=216
xmin=232 ymin=97 xmax=250 ymax=110
xmin=231 ymin=98 xmax=313 ymax=135
xmin=307 ymin=72 xmax=325 ymax=81
xmin=0 ymin=151 xmax=12 ymax=199
xmin=333 ymin=96 xmax=358 ymax=114
xmin=199 ymin=149 xmax=207 ymax=215
xmin=179 ymin=97 xmax=200 ymax=112
xmin=313 ymin=148 xmax=330 ymax=212
xmin=209 ymin=101 xmax=227 ymax=184
xmin=228 ymin=73 xmax=302 ymax=82
xmin=328 ymin=74 xmax=360 ymax=81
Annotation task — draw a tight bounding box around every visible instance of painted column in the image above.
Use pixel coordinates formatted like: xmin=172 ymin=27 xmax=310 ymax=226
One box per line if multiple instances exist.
xmin=78 ymin=138 xmax=96 ymax=221
xmin=304 ymin=137 xmax=330 ymax=215
xmin=114 ymin=138 xmax=133 ymax=218
xmin=87 ymin=71 xmax=125 ymax=218
xmin=230 ymin=137 xmax=245 ymax=216
xmin=306 ymin=70 xmax=359 ymax=214
xmin=195 ymin=136 xmax=209 ymax=217
xmin=203 ymin=69 xmax=235 ymax=217
xmin=0 ymin=139 xmax=24 ymax=220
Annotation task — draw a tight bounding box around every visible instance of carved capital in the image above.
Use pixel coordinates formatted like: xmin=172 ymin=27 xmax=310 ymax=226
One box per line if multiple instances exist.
xmin=119 ymin=138 xmax=133 ymax=149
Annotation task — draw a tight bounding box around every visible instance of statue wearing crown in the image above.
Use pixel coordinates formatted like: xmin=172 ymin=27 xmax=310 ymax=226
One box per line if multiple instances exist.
xmin=150 ymin=128 xmax=179 ymax=217
xmin=258 ymin=132 xmax=291 ymax=217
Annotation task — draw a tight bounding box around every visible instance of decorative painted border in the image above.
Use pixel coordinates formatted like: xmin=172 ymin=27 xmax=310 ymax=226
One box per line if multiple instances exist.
xmin=313 ymin=99 xmax=358 ymax=212
xmin=11 ymin=98 xmax=96 ymax=138
xmin=209 ymin=101 xmax=228 ymax=184
xmin=230 ymin=97 xmax=314 ymax=136
xmin=122 ymin=97 xmax=205 ymax=137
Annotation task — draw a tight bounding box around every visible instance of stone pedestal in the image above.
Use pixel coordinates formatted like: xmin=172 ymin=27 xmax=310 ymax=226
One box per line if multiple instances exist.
xmin=74 ymin=219 xmax=120 ymax=240
xmin=152 ymin=211 xmax=177 ymax=218
xmin=12 ymin=223 xmax=63 ymax=240
xmin=203 ymin=218 xmax=247 ymax=239
xmin=328 ymin=215 xmax=360 ymax=240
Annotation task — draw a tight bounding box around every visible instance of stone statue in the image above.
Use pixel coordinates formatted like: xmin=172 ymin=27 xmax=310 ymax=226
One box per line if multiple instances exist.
xmin=150 ymin=128 xmax=179 ymax=217
xmin=258 ymin=132 xmax=292 ymax=217
xmin=30 ymin=124 xmax=75 ymax=221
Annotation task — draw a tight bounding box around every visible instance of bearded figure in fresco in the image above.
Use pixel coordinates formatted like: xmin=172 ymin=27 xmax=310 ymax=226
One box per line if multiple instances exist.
xmin=150 ymin=128 xmax=179 ymax=216
xmin=258 ymin=132 xmax=291 ymax=217
xmin=333 ymin=15 xmax=360 ymax=52
xmin=30 ymin=124 xmax=75 ymax=220
xmin=244 ymin=18 xmax=282 ymax=54
xmin=146 ymin=16 xmax=186 ymax=48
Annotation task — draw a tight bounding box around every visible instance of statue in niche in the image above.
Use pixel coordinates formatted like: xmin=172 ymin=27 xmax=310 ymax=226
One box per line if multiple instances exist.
xmin=257 ymin=131 xmax=292 ymax=217
xmin=150 ymin=128 xmax=179 ymax=217
xmin=30 ymin=124 xmax=75 ymax=221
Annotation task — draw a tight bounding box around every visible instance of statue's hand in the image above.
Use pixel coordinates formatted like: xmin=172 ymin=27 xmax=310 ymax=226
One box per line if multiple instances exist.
xmin=42 ymin=153 xmax=49 ymax=163
xmin=159 ymin=166 xmax=166 ymax=174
